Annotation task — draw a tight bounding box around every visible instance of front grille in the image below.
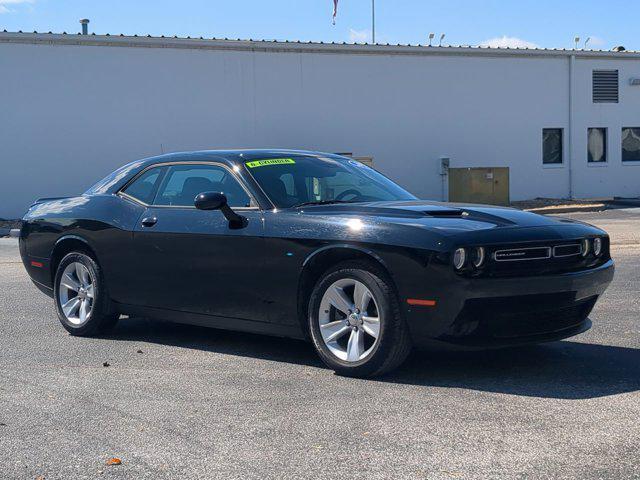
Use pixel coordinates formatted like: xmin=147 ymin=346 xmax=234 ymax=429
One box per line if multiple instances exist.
xmin=494 ymin=246 xmax=551 ymax=261
xmin=477 ymin=239 xmax=608 ymax=278
xmin=553 ymin=244 xmax=582 ymax=257
xmin=450 ymin=293 xmax=597 ymax=339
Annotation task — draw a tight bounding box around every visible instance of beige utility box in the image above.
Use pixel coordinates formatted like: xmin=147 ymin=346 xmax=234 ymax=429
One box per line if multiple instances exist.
xmin=448 ymin=167 xmax=510 ymax=206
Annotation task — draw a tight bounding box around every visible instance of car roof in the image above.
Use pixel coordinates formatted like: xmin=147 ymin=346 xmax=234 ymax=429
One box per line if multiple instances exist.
xmin=86 ymin=149 xmax=339 ymax=196
xmin=139 ymin=149 xmax=330 ymax=168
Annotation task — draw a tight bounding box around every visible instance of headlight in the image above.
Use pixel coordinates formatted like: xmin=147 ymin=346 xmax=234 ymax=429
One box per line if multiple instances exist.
xmin=471 ymin=247 xmax=485 ymax=268
xmin=581 ymin=238 xmax=590 ymax=257
xmin=593 ymin=237 xmax=603 ymax=257
xmin=453 ymin=248 xmax=467 ymax=270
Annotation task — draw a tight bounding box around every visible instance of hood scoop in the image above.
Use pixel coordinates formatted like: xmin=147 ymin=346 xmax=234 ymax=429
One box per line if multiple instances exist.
xmin=422 ymin=208 xmax=465 ymax=218
xmin=300 ymin=202 xmax=469 ymax=219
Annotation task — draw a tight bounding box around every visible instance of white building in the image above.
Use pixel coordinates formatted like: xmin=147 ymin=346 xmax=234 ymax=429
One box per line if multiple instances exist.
xmin=1 ymin=31 xmax=639 ymax=218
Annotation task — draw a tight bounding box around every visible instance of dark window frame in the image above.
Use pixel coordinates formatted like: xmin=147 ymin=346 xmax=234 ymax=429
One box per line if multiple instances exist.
xmin=622 ymin=127 xmax=640 ymax=163
xmin=587 ymin=128 xmax=608 ymax=163
xmin=542 ymin=128 xmax=564 ymax=165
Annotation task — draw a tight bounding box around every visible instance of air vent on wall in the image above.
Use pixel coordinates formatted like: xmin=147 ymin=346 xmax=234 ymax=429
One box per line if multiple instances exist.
xmin=593 ymin=70 xmax=619 ymax=103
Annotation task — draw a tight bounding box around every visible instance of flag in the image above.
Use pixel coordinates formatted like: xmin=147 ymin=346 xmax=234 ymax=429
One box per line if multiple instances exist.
xmin=332 ymin=0 xmax=338 ymax=25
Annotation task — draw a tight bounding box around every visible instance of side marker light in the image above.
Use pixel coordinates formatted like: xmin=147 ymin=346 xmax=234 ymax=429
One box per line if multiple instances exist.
xmin=407 ymin=299 xmax=437 ymax=307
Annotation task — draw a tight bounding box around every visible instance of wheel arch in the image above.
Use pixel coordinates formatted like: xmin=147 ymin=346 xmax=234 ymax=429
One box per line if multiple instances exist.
xmin=297 ymin=244 xmax=396 ymax=339
xmin=50 ymin=235 xmax=99 ymax=283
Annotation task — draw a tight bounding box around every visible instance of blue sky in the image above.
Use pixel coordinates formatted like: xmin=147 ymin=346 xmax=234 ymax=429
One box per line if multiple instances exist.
xmin=0 ymin=0 xmax=636 ymax=51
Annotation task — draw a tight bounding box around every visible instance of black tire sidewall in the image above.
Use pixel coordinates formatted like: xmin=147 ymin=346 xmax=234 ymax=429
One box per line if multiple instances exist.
xmin=308 ymin=264 xmax=399 ymax=376
xmin=53 ymin=252 xmax=110 ymax=336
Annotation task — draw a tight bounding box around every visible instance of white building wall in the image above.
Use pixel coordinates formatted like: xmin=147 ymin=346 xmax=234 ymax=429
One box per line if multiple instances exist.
xmin=0 ymin=35 xmax=639 ymax=218
xmin=571 ymin=58 xmax=640 ymax=198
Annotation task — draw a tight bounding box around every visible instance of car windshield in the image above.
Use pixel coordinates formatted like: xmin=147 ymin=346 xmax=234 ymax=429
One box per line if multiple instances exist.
xmin=245 ymin=155 xmax=416 ymax=208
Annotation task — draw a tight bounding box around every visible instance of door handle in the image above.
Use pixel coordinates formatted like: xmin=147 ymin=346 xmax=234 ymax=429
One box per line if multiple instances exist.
xmin=141 ymin=216 xmax=157 ymax=227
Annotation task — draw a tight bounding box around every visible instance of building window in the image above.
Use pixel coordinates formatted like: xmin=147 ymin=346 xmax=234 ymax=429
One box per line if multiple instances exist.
xmin=622 ymin=128 xmax=640 ymax=162
xmin=543 ymin=128 xmax=563 ymax=164
xmin=588 ymin=128 xmax=607 ymax=163
xmin=593 ymin=70 xmax=619 ymax=103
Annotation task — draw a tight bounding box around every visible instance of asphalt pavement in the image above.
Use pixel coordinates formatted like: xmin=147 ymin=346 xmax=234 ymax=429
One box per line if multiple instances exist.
xmin=0 ymin=208 xmax=639 ymax=479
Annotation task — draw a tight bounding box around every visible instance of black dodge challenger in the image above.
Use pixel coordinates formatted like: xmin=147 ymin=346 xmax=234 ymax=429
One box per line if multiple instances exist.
xmin=19 ymin=150 xmax=614 ymax=377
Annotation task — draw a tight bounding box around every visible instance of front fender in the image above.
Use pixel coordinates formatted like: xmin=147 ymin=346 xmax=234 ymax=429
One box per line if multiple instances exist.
xmin=302 ymin=243 xmax=390 ymax=271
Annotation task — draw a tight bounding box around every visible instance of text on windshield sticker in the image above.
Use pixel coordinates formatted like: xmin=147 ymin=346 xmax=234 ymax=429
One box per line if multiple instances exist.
xmin=245 ymin=158 xmax=296 ymax=168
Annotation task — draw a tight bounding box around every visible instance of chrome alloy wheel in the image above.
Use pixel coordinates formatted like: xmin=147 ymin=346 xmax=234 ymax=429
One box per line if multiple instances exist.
xmin=318 ymin=278 xmax=381 ymax=362
xmin=58 ymin=262 xmax=95 ymax=326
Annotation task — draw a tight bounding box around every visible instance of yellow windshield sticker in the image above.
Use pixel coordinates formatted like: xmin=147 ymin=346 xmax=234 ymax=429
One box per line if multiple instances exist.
xmin=245 ymin=158 xmax=296 ymax=168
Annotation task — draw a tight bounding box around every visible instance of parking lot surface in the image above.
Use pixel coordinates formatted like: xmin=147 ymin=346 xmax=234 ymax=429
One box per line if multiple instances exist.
xmin=1 ymin=208 xmax=639 ymax=479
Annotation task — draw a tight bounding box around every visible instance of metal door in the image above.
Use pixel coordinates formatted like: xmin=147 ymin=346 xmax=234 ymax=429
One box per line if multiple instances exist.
xmin=448 ymin=167 xmax=509 ymax=205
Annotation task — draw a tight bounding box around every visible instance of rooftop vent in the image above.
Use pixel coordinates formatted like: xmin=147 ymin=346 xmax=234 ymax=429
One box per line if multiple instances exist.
xmin=79 ymin=18 xmax=89 ymax=35
xmin=593 ymin=70 xmax=619 ymax=103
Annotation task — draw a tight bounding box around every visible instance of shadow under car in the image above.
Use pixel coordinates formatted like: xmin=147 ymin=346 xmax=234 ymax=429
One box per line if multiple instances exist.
xmin=100 ymin=316 xmax=640 ymax=400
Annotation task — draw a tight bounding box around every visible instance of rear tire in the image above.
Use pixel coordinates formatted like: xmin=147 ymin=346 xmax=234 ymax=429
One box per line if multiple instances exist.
xmin=53 ymin=252 xmax=119 ymax=336
xmin=308 ymin=260 xmax=412 ymax=377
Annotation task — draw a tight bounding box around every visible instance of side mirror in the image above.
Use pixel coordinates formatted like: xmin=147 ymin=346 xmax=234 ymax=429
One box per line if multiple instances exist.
xmin=194 ymin=191 xmax=247 ymax=229
xmin=194 ymin=191 xmax=227 ymax=211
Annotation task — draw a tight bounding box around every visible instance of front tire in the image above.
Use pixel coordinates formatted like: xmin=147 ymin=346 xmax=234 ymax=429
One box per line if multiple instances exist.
xmin=308 ymin=261 xmax=412 ymax=377
xmin=54 ymin=252 xmax=119 ymax=336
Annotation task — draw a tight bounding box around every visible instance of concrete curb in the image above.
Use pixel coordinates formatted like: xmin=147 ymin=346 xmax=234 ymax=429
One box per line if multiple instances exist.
xmin=0 ymin=229 xmax=20 ymax=238
xmin=525 ymin=204 xmax=607 ymax=214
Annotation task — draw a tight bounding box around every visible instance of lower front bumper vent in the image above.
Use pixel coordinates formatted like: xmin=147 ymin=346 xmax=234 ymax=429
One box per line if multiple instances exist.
xmin=449 ymin=293 xmax=598 ymax=339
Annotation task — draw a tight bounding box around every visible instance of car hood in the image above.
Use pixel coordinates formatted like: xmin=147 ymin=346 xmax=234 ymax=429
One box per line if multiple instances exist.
xmin=299 ymin=200 xmax=564 ymax=227
xmin=295 ymin=200 xmax=601 ymax=245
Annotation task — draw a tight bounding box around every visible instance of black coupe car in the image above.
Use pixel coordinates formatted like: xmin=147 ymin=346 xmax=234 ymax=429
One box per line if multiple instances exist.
xmin=19 ymin=150 xmax=614 ymax=377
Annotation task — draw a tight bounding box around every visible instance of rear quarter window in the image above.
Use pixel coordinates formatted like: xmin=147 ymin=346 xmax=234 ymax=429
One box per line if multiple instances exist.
xmin=122 ymin=167 xmax=165 ymax=204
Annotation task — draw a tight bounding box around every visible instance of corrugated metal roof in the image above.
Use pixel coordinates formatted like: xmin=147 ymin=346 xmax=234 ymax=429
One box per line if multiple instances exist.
xmin=0 ymin=31 xmax=638 ymax=59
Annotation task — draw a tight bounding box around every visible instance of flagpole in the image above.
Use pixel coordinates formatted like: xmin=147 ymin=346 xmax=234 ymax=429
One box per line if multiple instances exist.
xmin=371 ymin=0 xmax=376 ymax=43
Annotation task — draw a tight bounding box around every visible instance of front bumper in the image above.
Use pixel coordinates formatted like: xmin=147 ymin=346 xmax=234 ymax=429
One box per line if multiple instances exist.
xmin=407 ymin=259 xmax=614 ymax=348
